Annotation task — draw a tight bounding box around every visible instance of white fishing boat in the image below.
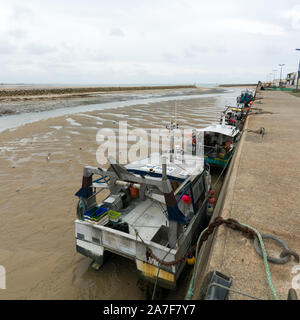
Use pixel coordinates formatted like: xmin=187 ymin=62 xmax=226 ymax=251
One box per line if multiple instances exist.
xmin=74 ymin=131 xmax=212 ymax=290
xmin=237 ymin=88 xmax=255 ymax=107
xmin=200 ymin=116 xmax=240 ymax=168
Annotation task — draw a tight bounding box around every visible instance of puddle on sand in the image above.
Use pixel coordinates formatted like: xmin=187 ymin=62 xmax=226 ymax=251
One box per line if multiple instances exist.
xmin=66 ymin=118 xmax=82 ymax=127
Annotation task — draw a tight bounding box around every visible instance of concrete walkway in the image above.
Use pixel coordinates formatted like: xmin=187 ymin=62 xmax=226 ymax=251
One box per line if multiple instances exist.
xmin=194 ymin=90 xmax=300 ymax=300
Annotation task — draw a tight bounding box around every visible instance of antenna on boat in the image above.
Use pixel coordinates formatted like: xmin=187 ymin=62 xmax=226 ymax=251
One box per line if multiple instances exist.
xmin=174 ymin=100 xmax=177 ymax=126
xmin=162 ymin=156 xmax=167 ymax=180
xmin=221 ymin=113 xmax=226 ymax=126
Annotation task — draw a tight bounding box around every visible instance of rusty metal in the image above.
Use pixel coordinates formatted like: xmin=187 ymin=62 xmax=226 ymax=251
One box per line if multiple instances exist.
xmin=147 ymin=217 xmax=257 ymax=267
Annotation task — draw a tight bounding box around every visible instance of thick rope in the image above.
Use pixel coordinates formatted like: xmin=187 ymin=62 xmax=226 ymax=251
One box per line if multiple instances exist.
xmin=239 ymin=222 xmax=279 ymax=300
xmin=186 ymin=220 xmax=279 ymax=300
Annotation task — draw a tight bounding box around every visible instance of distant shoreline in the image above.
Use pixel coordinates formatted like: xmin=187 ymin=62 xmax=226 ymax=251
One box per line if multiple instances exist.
xmin=219 ymin=83 xmax=257 ymax=87
xmin=0 ymin=86 xmax=225 ymax=117
xmin=0 ymin=85 xmax=196 ymax=98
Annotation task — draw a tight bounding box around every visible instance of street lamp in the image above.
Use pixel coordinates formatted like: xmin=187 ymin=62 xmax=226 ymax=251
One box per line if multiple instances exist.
xmin=278 ymin=64 xmax=285 ymax=86
xmin=296 ymin=49 xmax=300 ymax=89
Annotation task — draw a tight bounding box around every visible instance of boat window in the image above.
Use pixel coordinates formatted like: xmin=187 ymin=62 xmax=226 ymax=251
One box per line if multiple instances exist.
xmin=191 ymin=175 xmax=205 ymax=213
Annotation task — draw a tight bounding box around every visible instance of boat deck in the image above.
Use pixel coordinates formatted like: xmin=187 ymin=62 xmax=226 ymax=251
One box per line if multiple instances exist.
xmin=122 ymin=198 xmax=168 ymax=243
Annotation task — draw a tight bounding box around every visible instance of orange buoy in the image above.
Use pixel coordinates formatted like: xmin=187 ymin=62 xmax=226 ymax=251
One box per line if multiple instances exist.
xmin=129 ymin=187 xmax=139 ymax=198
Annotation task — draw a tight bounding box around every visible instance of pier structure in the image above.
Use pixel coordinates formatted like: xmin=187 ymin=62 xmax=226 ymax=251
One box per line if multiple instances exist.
xmin=191 ymin=89 xmax=300 ymax=300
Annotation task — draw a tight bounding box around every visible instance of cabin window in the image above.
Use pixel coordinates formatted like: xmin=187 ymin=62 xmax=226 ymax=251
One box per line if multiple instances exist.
xmin=191 ymin=175 xmax=205 ymax=213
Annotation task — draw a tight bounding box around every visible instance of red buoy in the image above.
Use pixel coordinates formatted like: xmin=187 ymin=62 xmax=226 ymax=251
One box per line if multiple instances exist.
xmin=182 ymin=195 xmax=192 ymax=204
xmin=208 ymin=197 xmax=215 ymax=204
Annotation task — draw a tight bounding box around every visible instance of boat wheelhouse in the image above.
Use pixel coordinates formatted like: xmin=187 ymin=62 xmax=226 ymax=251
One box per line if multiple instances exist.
xmin=200 ymin=118 xmax=240 ymax=168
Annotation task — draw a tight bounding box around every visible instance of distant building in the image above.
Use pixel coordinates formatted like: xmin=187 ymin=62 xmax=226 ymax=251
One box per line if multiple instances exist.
xmin=286 ymin=72 xmax=297 ymax=86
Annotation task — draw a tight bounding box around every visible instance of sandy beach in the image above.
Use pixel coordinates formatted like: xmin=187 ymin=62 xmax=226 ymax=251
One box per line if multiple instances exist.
xmin=0 ymin=86 xmax=238 ymax=299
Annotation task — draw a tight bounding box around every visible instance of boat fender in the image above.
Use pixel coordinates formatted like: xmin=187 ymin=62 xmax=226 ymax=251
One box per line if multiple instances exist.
xmin=208 ymin=197 xmax=215 ymax=205
xmin=186 ymin=254 xmax=195 ymax=265
xmin=77 ymin=198 xmax=87 ymax=220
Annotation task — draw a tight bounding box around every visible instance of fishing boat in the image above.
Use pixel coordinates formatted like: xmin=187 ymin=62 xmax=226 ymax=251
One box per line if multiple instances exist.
xmin=221 ymin=103 xmax=251 ymax=130
xmin=74 ymin=130 xmax=212 ymax=290
xmin=237 ymin=88 xmax=255 ymax=107
xmin=201 ymin=116 xmax=240 ymax=168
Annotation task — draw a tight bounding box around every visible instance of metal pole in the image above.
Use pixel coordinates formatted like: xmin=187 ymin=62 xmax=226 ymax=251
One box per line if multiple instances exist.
xmin=279 ymin=64 xmax=285 ymax=86
xmin=297 ymin=60 xmax=300 ymax=90
xmin=295 ymin=49 xmax=300 ymax=90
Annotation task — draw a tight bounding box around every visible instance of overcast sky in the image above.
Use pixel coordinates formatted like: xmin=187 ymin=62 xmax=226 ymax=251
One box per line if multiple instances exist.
xmin=1 ymin=0 xmax=300 ymax=84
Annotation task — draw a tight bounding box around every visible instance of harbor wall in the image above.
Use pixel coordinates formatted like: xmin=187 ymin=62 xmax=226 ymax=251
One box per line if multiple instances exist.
xmin=190 ymin=113 xmax=250 ymax=300
xmin=190 ymin=90 xmax=300 ymax=300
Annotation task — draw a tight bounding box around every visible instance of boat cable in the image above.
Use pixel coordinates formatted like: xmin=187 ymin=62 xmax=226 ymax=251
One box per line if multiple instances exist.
xmin=131 ymin=122 xmax=291 ymax=300
xmin=149 ymin=126 xmax=248 ymax=299
xmin=207 ymin=280 xmax=263 ymax=300
xmin=137 ymin=99 xmax=268 ymax=299
xmin=147 ymin=150 xmax=236 ymax=299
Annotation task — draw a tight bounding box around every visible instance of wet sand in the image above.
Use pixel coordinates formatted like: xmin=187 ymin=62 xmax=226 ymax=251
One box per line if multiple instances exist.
xmin=0 ymin=86 xmax=224 ymax=116
xmin=0 ymin=89 xmax=235 ymax=299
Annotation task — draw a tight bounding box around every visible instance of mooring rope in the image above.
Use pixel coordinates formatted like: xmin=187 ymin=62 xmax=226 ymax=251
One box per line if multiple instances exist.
xmin=186 ymin=220 xmax=280 ymax=300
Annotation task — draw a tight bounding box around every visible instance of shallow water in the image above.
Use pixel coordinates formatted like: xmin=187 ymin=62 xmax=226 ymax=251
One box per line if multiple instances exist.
xmin=0 ymin=88 xmax=239 ymax=133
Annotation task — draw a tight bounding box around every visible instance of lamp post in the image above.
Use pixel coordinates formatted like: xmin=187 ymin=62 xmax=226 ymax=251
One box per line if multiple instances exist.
xmin=278 ymin=64 xmax=285 ymax=86
xmin=296 ymin=49 xmax=300 ymax=90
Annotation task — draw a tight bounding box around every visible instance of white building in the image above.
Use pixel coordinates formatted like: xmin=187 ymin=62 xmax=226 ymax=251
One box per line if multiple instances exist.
xmin=286 ymin=72 xmax=297 ymax=86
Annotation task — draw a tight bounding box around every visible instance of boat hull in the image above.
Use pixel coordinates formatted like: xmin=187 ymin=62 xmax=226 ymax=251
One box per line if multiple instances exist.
xmin=75 ymin=195 xmax=209 ymax=290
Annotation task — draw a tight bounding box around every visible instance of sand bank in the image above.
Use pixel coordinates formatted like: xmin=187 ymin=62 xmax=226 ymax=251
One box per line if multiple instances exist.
xmin=0 ymin=88 xmax=239 ymax=299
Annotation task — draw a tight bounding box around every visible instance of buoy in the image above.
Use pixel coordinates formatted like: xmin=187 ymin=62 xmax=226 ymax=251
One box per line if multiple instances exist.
xmin=182 ymin=195 xmax=192 ymax=204
xmin=186 ymin=255 xmax=195 ymax=265
xmin=129 ymin=187 xmax=139 ymax=198
xmin=208 ymin=197 xmax=215 ymax=205
xmin=207 ymin=205 xmax=214 ymax=215
xmin=207 ymin=194 xmax=215 ymax=217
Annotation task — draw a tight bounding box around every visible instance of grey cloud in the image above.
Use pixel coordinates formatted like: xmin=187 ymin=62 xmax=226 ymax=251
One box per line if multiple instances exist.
xmin=7 ymin=29 xmax=27 ymax=39
xmin=109 ymin=28 xmax=125 ymax=37
xmin=0 ymin=40 xmax=17 ymax=55
xmin=11 ymin=5 xmax=34 ymax=21
xmin=24 ymin=43 xmax=56 ymax=55
xmin=184 ymin=46 xmax=209 ymax=58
